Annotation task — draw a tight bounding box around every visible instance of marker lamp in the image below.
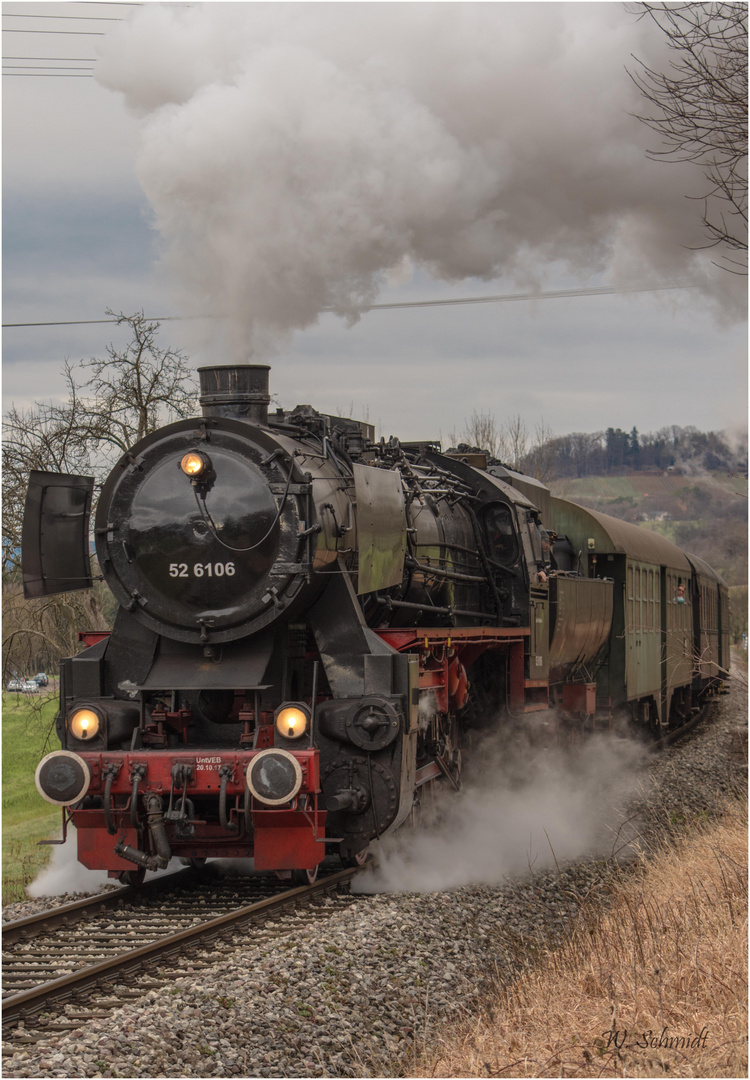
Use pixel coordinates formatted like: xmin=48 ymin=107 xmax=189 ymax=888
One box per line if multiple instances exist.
xmin=274 ymin=704 xmax=310 ymax=740
xmin=36 ymin=751 xmax=91 ymax=806
xmin=246 ymin=748 xmax=303 ymax=806
xmin=180 ymin=452 xmax=206 ymax=477
xmin=69 ymin=707 xmax=101 ymax=741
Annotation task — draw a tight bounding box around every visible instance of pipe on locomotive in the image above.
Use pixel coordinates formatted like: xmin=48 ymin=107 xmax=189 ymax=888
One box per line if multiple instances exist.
xmin=197 ymin=364 xmax=271 ymax=425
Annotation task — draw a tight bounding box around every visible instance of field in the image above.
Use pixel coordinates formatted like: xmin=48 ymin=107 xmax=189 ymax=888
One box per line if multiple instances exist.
xmin=2 ymin=693 xmax=62 ymax=904
xmin=416 ymin=798 xmax=748 ymax=1078
xmin=550 ymin=470 xmax=748 ymax=507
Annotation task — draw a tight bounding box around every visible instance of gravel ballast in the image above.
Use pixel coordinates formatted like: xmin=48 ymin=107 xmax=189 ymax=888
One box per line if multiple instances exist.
xmin=3 ymin=682 xmax=746 ymax=1079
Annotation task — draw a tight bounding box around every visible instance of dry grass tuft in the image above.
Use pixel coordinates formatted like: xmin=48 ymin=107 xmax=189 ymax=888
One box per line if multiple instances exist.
xmin=415 ymin=800 xmax=747 ymax=1078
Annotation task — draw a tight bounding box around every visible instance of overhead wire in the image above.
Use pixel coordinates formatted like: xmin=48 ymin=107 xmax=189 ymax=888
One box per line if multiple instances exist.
xmin=6 ymin=56 xmax=98 ymax=60
xmin=1 ymin=283 xmax=699 ymax=329
xmin=5 ymin=65 xmax=93 ymax=70
xmin=2 ymin=8 xmax=125 ymax=71
xmin=2 ymin=29 xmax=106 ymax=34
xmin=2 ymin=12 xmax=123 ymax=19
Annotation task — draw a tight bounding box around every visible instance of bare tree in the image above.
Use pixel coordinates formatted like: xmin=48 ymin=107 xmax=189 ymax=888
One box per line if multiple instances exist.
xmin=521 ymin=419 xmax=558 ymax=483
xmin=462 ymin=409 xmax=503 ymax=459
xmin=628 ymin=2 xmax=748 ymax=272
xmin=500 ymin=413 xmax=530 ymax=471
xmin=2 ymin=576 xmax=114 ymax=684
xmin=2 ymin=314 xmax=198 ymax=680
xmin=2 ymin=366 xmax=101 ymax=579
xmin=456 ymin=410 xmax=527 ymax=466
xmin=79 ymin=310 xmax=198 ymax=454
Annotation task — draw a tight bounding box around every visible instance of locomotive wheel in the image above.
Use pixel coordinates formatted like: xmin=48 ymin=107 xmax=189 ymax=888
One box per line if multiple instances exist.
xmin=291 ymin=865 xmax=319 ymax=886
xmin=118 ymin=868 xmax=146 ymax=887
xmin=179 ymin=858 xmax=207 ymax=870
xmin=339 ymin=846 xmax=369 ymax=869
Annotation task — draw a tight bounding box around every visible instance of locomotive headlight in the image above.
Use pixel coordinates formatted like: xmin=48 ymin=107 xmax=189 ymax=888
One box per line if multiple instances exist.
xmin=274 ymin=703 xmax=310 ymax=741
xmin=180 ymin=451 xmax=207 ymax=478
xmin=69 ymin=707 xmax=102 ymax=741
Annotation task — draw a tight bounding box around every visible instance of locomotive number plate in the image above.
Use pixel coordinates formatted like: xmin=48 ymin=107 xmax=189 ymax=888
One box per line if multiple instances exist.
xmin=169 ymin=562 xmax=236 ymax=578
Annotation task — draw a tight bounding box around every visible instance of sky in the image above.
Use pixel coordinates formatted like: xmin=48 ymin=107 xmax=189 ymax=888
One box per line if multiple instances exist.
xmin=3 ymin=1 xmax=747 ymax=446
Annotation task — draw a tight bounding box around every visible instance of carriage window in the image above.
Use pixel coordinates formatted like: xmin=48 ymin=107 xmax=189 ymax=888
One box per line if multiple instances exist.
xmin=627 ymin=566 xmax=634 ymax=632
xmin=651 ymin=570 xmax=657 ymax=630
xmin=650 ymin=570 xmax=656 ymax=630
xmin=482 ymin=503 xmax=518 ymax=565
xmin=635 ymin=568 xmax=642 ymax=630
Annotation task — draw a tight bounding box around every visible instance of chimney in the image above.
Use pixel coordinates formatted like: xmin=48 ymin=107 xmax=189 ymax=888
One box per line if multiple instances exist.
xmin=198 ymin=364 xmax=271 ymax=425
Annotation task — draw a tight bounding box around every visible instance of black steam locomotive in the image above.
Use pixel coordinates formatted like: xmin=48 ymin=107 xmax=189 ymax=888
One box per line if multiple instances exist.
xmin=23 ymin=365 xmax=730 ymax=883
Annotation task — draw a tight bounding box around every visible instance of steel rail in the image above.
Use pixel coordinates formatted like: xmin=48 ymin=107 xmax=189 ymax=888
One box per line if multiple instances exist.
xmin=2 ymin=867 xmax=357 ymax=1025
xmin=653 ymin=697 xmax=716 ymax=750
xmin=2 ymin=868 xmax=196 ymax=946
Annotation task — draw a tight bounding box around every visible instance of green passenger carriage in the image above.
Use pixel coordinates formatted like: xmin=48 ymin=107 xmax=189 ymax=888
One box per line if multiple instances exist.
xmin=549 ymin=497 xmax=729 ymax=728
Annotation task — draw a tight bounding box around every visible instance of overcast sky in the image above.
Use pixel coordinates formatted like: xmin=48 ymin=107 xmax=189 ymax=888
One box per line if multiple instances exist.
xmin=3 ymin=1 xmax=747 ymax=445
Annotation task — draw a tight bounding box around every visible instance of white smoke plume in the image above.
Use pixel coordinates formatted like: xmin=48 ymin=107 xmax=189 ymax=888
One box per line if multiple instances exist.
xmin=27 ymin=826 xmax=183 ymax=897
xmin=95 ymin=3 xmax=745 ymax=361
xmin=27 ymin=827 xmax=113 ymax=897
xmin=353 ymin=722 xmax=649 ymax=894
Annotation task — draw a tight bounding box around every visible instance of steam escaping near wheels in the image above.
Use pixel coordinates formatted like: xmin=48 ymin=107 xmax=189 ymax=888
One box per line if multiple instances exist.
xmin=352 ymin=720 xmax=648 ymax=894
xmin=25 ymin=826 xmax=185 ymax=898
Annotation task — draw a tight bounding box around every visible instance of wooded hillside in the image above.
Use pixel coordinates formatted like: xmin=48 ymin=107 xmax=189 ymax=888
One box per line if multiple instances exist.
xmin=522 ymin=424 xmax=747 ymax=478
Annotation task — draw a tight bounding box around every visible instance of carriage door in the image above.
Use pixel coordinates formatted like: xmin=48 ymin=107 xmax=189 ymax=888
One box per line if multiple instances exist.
xmin=626 ymin=561 xmax=660 ymax=710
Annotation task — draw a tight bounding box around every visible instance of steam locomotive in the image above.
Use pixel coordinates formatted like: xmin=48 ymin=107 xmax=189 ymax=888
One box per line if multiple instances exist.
xmin=23 ymin=365 xmax=730 ymax=884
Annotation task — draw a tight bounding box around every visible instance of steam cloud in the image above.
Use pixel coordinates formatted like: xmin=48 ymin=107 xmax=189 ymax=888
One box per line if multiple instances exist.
xmin=95 ymin=4 xmax=744 ymax=361
xmin=353 ymin=724 xmax=649 ymax=894
xmin=27 ymin=827 xmax=112 ymax=897
xmin=27 ymin=827 xmax=182 ymax=897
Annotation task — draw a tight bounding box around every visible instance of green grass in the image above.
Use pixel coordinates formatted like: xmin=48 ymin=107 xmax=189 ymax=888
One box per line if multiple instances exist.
xmin=553 ymin=476 xmax=639 ymax=501
xmin=2 ymin=693 xmax=62 ymax=904
xmin=638 ymin=519 xmax=679 ymax=541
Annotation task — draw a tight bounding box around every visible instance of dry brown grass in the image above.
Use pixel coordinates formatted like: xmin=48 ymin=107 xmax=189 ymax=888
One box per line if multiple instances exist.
xmin=414 ymin=800 xmax=747 ymax=1078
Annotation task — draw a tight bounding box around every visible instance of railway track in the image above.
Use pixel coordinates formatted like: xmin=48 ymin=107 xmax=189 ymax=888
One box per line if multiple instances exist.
xmin=2 ymin=865 xmax=357 ymax=1053
xmin=653 ymin=697 xmax=718 ymax=749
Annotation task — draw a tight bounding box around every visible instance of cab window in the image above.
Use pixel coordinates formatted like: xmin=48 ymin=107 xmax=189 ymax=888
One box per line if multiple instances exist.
xmin=482 ymin=503 xmax=519 ymax=566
